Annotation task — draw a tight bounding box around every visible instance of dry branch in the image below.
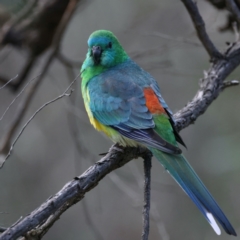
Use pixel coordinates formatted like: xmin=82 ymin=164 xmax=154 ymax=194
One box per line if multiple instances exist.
xmin=0 ymin=0 xmax=81 ymax=91
xmin=226 ymin=0 xmax=240 ymax=25
xmin=1 ymin=35 xmax=239 ymax=236
xmin=174 ymin=41 xmax=240 ymax=131
xmin=0 ymin=74 xmax=42 ymax=159
xmin=181 ymin=0 xmax=223 ymax=59
xmin=0 ymin=0 xmax=240 ymax=239
xmin=142 ymin=153 xmax=152 ymax=240
xmin=0 ymin=0 xmax=81 ymax=163
xmin=0 ymin=228 xmax=6 ymax=234
xmin=0 ymin=145 xmax=149 ymax=240
xmin=206 ymin=0 xmax=240 ymax=32
xmin=0 ymin=74 xmax=78 ymax=168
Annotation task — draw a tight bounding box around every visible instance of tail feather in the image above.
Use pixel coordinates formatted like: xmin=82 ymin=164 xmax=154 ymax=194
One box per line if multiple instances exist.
xmin=150 ymin=148 xmax=237 ymax=236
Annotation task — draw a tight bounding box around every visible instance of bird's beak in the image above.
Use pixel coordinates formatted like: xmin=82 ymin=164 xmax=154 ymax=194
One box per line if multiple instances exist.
xmin=92 ymin=46 xmax=102 ymax=64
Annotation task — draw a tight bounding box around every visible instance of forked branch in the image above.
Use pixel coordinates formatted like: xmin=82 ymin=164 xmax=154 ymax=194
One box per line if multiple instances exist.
xmin=0 ymin=1 xmax=240 ymax=239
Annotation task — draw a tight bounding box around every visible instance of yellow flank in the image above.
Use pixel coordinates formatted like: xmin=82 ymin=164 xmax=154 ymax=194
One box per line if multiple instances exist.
xmin=82 ymin=86 xmax=139 ymax=147
xmin=91 ymin=116 xmax=139 ymax=147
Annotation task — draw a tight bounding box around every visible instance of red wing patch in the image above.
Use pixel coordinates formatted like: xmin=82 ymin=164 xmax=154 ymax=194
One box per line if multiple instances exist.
xmin=143 ymin=88 xmax=166 ymax=114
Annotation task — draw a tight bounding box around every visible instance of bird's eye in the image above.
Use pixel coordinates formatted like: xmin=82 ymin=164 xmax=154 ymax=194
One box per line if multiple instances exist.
xmin=108 ymin=42 xmax=112 ymax=48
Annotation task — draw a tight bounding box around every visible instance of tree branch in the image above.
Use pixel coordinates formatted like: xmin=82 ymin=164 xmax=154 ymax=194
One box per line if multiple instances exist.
xmin=0 ymin=74 xmax=42 ymax=159
xmin=142 ymin=152 xmax=152 ymax=240
xmin=222 ymin=79 xmax=239 ymax=89
xmin=0 ymin=74 xmax=78 ymax=168
xmin=0 ymin=145 xmax=149 ymax=240
xmin=1 ymin=38 xmax=239 ymax=235
xmin=174 ymin=41 xmax=240 ymax=131
xmin=0 ymin=228 xmax=6 ymax=234
xmin=0 ymin=1 xmax=240 ymax=239
xmin=226 ymin=0 xmax=240 ymax=25
xmin=0 ymin=0 xmax=80 ymax=162
xmin=0 ymin=0 xmax=82 ymax=91
xmin=181 ymin=0 xmax=223 ymax=59
xmin=0 ymin=75 xmax=18 ymax=90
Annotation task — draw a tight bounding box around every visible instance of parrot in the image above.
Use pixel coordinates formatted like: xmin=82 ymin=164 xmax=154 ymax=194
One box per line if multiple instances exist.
xmin=80 ymin=30 xmax=237 ymax=236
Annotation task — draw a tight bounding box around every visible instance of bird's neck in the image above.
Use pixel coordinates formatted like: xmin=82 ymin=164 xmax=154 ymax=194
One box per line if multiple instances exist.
xmin=81 ymin=65 xmax=106 ymax=84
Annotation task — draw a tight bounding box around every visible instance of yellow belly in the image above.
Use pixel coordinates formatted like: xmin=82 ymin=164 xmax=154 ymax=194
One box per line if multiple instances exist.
xmin=82 ymin=86 xmax=139 ymax=147
xmin=91 ymin=116 xmax=139 ymax=147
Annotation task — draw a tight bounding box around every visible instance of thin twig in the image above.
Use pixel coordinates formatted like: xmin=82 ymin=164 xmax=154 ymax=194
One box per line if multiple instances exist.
xmin=222 ymin=79 xmax=239 ymax=89
xmin=1 ymin=1 xmax=240 ymax=239
xmin=0 ymin=74 xmax=40 ymax=121
xmin=0 ymin=73 xmax=41 ymax=160
xmin=0 ymin=73 xmax=79 ymax=168
xmin=0 ymin=0 xmax=80 ymax=163
xmin=142 ymin=153 xmax=152 ymax=240
xmin=64 ymin=69 xmax=105 ymax=240
xmin=0 ymin=75 xmax=11 ymax=86
xmin=181 ymin=0 xmax=223 ymax=59
xmin=0 ymin=75 xmax=18 ymax=90
xmin=0 ymin=145 xmax=149 ymax=240
xmin=0 ymin=73 xmax=42 ymax=157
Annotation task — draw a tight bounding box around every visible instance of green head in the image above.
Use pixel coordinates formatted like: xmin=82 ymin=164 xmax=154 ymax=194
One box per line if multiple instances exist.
xmin=81 ymin=30 xmax=129 ymax=78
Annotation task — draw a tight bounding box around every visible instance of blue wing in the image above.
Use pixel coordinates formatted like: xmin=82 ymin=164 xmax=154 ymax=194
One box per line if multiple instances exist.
xmin=87 ymin=59 xmax=181 ymax=154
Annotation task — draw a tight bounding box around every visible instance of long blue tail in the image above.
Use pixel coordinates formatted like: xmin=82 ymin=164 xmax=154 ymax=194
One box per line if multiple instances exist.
xmin=150 ymin=148 xmax=237 ymax=236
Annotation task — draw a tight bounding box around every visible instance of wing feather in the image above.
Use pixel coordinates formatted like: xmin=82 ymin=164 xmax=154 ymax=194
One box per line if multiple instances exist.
xmin=87 ymin=60 xmax=182 ymax=154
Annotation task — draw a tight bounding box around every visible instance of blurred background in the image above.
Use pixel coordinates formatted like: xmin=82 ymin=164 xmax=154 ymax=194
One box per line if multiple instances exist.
xmin=0 ymin=0 xmax=239 ymax=239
